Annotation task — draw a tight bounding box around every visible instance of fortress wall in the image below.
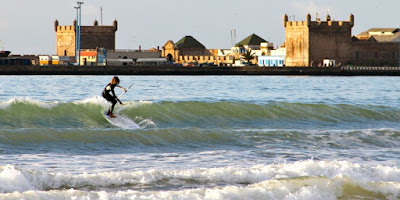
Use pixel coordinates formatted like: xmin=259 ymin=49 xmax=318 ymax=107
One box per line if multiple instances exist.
xmin=308 ymin=23 xmax=353 ymax=66
xmin=80 ymin=26 xmax=116 ymax=50
xmin=351 ymin=42 xmax=399 ymax=66
xmin=55 ymin=21 xmax=117 ymax=56
xmin=285 ymin=24 xmax=309 ymax=66
xmin=284 ymin=14 xmax=356 ymax=66
xmin=56 ymin=26 xmax=76 ymax=56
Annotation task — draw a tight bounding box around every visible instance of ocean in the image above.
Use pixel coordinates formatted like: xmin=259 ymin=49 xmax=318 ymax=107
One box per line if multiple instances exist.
xmin=1 ymin=75 xmax=400 ymax=200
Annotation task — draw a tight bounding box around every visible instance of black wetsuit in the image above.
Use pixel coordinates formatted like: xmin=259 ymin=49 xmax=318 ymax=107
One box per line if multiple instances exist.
xmin=102 ymin=83 xmax=122 ymax=114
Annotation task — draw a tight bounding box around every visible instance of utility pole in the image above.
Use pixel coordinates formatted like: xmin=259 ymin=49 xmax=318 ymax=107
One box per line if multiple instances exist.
xmin=75 ymin=6 xmax=78 ymax=63
xmin=75 ymin=2 xmax=84 ymax=66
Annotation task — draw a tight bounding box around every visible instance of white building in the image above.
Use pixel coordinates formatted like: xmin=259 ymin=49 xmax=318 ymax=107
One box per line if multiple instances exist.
xmin=258 ymin=56 xmax=285 ymax=67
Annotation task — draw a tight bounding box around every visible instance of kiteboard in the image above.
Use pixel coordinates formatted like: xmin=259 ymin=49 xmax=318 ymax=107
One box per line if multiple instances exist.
xmin=103 ymin=111 xmax=140 ymax=129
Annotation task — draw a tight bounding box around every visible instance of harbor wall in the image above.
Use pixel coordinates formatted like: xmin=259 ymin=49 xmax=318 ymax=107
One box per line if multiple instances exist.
xmin=1 ymin=65 xmax=400 ymax=76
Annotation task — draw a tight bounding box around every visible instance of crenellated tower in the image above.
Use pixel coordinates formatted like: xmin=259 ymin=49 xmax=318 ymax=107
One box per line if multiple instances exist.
xmin=284 ymin=13 xmax=354 ymax=66
xmin=54 ymin=19 xmax=118 ymax=56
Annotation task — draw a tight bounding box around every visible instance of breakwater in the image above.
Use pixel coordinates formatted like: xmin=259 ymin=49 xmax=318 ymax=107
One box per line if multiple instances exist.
xmin=1 ymin=65 xmax=400 ymax=75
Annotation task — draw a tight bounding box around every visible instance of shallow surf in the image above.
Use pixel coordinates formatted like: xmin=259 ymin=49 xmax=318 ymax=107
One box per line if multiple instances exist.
xmin=1 ymin=76 xmax=400 ymax=199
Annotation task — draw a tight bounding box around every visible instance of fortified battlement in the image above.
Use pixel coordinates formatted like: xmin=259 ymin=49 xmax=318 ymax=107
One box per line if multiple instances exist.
xmin=284 ymin=14 xmax=354 ymax=28
xmin=56 ymin=26 xmax=75 ymax=32
xmin=284 ymin=13 xmax=356 ymax=67
xmin=54 ymin=20 xmax=117 ymax=32
xmin=80 ymin=26 xmax=116 ymax=33
xmin=284 ymin=13 xmax=399 ymax=67
xmin=54 ymin=19 xmax=118 ymax=56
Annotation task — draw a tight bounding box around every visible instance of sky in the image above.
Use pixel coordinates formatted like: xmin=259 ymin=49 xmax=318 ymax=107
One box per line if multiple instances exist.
xmin=0 ymin=0 xmax=399 ymax=55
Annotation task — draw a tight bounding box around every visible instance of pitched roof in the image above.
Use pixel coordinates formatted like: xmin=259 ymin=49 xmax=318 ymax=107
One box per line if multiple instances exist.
xmin=371 ymin=34 xmax=400 ymax=42
xmin=356 ymin=28 xmax=400 ymax=42
xmin=175 ymin=36 xmax=206 ymax=49
xmin=163 ymin=40 xmax=175 ymax=46
xmin=235 ymin=33 xmax=267 ymax=47
xmin=368 ymin=28 xmax=399 ymax=33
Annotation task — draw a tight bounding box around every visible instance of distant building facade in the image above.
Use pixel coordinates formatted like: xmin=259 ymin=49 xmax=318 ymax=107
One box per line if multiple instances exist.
xmin=54 ymin=20 xmax=117 ymax=57
xmin=162 ymin=36 xmax=229 ymax=65
xmin=233 ymin=34 xmax=275 ymax=65
xmin=354 ymin=28 xmax=400 ymax=66
xmin=258 ymin=55 xmax=285 ymax=67
xmin=162 ymin=34 xmax=276 ymax=66
xmin=105 ymin=49 xmax=162 ymax=66
xmin=162 ymin=36 xmax=216 ymax=64
xmin=284 ymin=14 xmax=400 ymax=67
xmin=355 ymin=28 xmax=400 ymax=42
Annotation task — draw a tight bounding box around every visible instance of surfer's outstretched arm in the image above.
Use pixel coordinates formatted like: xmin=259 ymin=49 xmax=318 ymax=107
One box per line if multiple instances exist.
xmin=117 ymin=85 xmax=127 ymax=92
xmin=114 ymin=85 xmax=126 ymax=105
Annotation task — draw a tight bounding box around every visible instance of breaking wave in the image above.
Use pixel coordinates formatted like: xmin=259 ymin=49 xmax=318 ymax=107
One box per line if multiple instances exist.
xmin=1 ymin=160 xmax=399 ymax=199
xmin=1 ymin=96 xmax=400 ymax=130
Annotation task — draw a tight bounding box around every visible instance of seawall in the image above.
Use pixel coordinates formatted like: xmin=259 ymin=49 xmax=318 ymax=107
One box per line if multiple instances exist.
xmin=1 ymin=65 xmax=400 ymax=76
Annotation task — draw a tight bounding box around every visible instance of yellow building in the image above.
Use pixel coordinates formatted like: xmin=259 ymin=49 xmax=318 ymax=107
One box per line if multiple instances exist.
xmin=162 ymin=34 xmax=272 ymax=66
xmin=39 ymin=56 xmax=52 ymax=66
xmin=79 ymin=50 xmax=97 ymax=66
xmin=162 ymin=36 xmax=235 ymax=66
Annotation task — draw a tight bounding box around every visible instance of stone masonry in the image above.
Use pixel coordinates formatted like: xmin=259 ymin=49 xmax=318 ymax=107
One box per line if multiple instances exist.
xmin=54 ymin=20 xmax=117 ymax=56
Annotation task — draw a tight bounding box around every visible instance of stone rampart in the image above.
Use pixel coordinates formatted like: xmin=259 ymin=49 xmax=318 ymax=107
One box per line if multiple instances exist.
xmin=1 ymin=65 xmax=400 ymax=76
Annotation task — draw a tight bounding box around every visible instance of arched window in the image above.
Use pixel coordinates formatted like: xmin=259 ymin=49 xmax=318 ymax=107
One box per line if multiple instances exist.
xmin=167 ymin=54 xmax=173 ymax=62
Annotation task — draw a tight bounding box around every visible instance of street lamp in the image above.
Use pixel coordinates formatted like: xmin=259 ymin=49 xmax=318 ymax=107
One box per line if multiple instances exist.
xmin=75 ymin=2 xmax=84 ymax=66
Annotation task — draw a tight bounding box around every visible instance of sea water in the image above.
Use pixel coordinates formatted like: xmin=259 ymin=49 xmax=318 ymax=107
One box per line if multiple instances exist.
xmin=1 ymin=75 xmax=400 ymax=199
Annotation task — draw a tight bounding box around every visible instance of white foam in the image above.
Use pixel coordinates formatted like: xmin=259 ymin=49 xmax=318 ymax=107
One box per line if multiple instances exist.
xmin=0 ymin=165 xmax=34 ymax=193
xmin=1 ymin=180 xmax=396 ymax=200
xmin=2 ymin=160 xmax=400 ymax=199
xmin=74 ymin=95 xmax=153 ymax=109
xmin=0 ymin=95 xmax=154 ymax=111
xmin=0 ymin=97 xmax=59 ymax=109
xmin=74 ymin=95 xmax=109 ymax=106
xmin=135 ymin=116 xmax=157 ymax=128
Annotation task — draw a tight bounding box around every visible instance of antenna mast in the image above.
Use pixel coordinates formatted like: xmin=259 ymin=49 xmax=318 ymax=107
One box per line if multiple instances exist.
xmin=231 ymin=29 xmax=236 ymax=47
xmin=100 ymin=6 xmax=103 ymax=25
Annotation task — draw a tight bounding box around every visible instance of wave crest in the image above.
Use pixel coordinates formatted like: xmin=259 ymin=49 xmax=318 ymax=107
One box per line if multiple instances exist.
xmin=1 ymin=99 xmax=400 ymax=129
xmin=1 ymin=160 xmax=400 ymax=199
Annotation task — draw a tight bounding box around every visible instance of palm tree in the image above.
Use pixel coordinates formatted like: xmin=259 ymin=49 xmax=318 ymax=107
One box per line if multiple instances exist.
xmin=242 ymin=49 xmax=255 ymax=64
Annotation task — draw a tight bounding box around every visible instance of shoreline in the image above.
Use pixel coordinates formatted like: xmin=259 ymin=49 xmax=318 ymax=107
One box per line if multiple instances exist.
xmin=1 ymin=65 xmax=400 ymax=76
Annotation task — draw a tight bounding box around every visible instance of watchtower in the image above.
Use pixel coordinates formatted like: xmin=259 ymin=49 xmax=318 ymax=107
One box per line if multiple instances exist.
xmin=54 ymin=19 xmax=118 ymax=56
xmin=283 ymin=14 xmax=354 ymax=66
